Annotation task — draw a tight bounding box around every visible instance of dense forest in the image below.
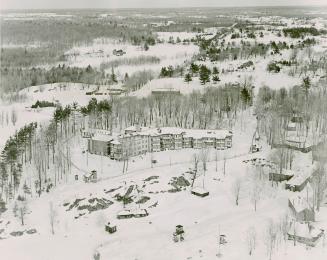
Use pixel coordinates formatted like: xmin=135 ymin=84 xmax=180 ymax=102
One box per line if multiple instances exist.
xmin=82 ymin=83 xmax=253 ymax=131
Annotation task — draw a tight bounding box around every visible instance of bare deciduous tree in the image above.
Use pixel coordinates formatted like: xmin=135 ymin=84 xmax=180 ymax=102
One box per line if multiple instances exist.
xmin=245 ymin=226 xmax=256 ymax=256
xmin=232 ymin=178 xmax=242 ymax=206
xmin=49 ymin=201 xmax=57 ymax=235
xmin=18 ymin=200 xmax=27 ymax=226
xmin=250 ymin=181 xmax=262 ymax=212
xmin=11 ymin=108 xmax=17 ymax=126
xmin=264 ymin=220 xmax=278 ymax=260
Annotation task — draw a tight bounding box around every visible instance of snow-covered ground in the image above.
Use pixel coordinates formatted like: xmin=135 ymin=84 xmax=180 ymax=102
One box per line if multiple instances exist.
xmin=63 ymin=38 xmax=199 ymax=78
xmin=1 ymin=130 xmax=327 ymax=260
xmin=1 ymin=11 xmax=327 ymax=260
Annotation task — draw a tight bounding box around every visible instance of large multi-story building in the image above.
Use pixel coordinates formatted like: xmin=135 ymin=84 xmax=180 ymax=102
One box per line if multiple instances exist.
xmin=87 ymin=126 xmax=233 ymax=160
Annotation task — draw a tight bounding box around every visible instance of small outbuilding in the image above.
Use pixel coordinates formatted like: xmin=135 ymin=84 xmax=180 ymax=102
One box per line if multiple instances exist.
xmin=251 ymin=143 xmax=261 ymax=153
xmin=133 ymin=209 xmax=149 ymax=218
xmin=83 ymin=170 xmax=97 ymax=183
xmin=105 ymin=222 xmax=117 ymax=234
xmin=173 ymin=225 xmax=185 ymax=242
xmin=117 ymin=210 xmax=134 ymax=219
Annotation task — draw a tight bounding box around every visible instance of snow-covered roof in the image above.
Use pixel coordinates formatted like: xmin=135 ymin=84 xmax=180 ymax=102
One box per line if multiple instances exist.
xmin=83 ymin=172 xmax=95 ymax=178
xmin=275 ymin=169 xmax=296 ymax=176
xmin=124 ymin=125 xmax=143 ymax=132
xmin=288 ymin=222 xmax=322 ymax=239
xmin=288 ymin=122 xmax=297 ymax=128
xmin=159 ymin=127 xmax=185 ymax=135
xmin=151 ymin=87 xmax=180 ymax=93
xmin=133 ymin=208 xmax=148 ymax=215
xmin=286 ymin=172 xmax=311 ymax=186
xmin=117 ymin=210 xmax=133 ymax=216
xmin=91 ymin=134 xmax=113 ymax=142
xmin=183 ymin=129 xmax=232 ymax=139
xmin=286 ymin=135 xmax=307 ymax=143
xmin=191 ymin=187 xmax=209 ymax=195
xmin=116 ymin=126 xmax=232 ymax=146
xmin=111 ymin=140 xmax=121 ymax=145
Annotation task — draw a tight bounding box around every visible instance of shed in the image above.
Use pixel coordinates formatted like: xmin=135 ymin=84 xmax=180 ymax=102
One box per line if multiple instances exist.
xmin=83 ymin=170 xmax=97 ymax=183
xmin=117 ymin=210 xmax=134 ymax=219
xmin=105 ymin=222 xmax=117 ymax=234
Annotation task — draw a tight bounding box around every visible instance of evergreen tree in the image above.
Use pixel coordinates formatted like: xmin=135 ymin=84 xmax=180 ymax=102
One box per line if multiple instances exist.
xmin=302 ymin=76 xmax=311 ymax=98
xmin=167 ymin=66 xmax=174 ymax=77
xmin=212 ymin=66 xmax=219 ymax=75
xmin=199 ymin=65 xmax=211 ymax=85
xmin=184 ymin=73 xmax=192 ymax=83
xmin=212 ymin=75 xmax=220 ymax=83
xmin=241 ymin=87 xmax=251 ymax=109
xmin=124 ymin=73 xmax=129 ymax=82
xmin=160 ymin=67 xmax=168 ymax=77
xmin=190 ymin=63 xmax=199 ymax=75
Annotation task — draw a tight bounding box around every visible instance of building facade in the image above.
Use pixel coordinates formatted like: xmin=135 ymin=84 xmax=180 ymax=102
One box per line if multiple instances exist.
xmin=87 ymin=126 xmax=233 ymax=160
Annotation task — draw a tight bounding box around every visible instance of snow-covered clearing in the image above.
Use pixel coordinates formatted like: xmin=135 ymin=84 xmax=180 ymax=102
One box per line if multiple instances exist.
xmin=63 ymin=38 xmax=199 ymax=78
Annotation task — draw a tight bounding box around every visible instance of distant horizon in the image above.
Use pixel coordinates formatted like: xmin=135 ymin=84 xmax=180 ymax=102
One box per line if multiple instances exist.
xmin=1 ymin=4 xmax=327 ymax=12
xmin=1 ymin=0 xmax=327 ymax=11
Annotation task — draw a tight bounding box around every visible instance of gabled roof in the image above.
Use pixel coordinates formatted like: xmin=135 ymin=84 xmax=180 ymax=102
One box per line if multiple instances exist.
xmin=286 ymin=172 xmax=311 ymax=186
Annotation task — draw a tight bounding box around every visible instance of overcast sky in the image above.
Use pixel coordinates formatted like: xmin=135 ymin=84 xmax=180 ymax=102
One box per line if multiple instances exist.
xmin=1 ymin=0 xmax=326 ymax=10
